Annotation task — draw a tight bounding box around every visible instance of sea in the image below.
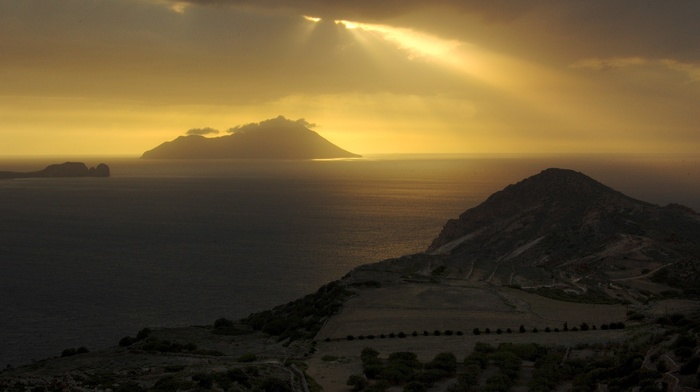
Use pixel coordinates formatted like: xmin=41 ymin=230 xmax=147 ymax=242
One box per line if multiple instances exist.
xmin=1 ymin=154 xmax=699 ymax=367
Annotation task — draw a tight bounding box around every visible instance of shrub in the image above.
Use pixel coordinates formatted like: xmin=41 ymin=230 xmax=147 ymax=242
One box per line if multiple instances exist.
xmin=322 ymin=355 xmax=339 ymax=362
xmin=532 ymin=327 xmax=538 ymax=333
xmin=214 ymin=318 xmax=234 ymax=329
xmin=398 ymin=332 xmax=406 ymax=338
xmin=456 ymin=330 xmax=463 ymax=336
xmin=496 ymin=328 xmax=503 ymax=334
xmin=680 ymin=357 xmax=700 ymax=375
xmin=506 ymin=328 xmax=512 ymax=333
xmin=364 ymin=363 xmax=384 ymax=379
xmin=413 ymin=368 xmax=449 ymax=385
xmin=473 ymin=328 xmax=480 ymax=335
xmin=485 ymin=328 xmax=491 ymax=334
xmin=423 ymin=331 xmax=429 ymax=336
xmin=403 ymin=381 xmax=428 ymax=392
xmin=519 ymin=325 xmax=526 ymax=333
xmin=388 ymin=351 xmax=419 ymax=363
xmin=76 ymin=347 xmax=89 ymax=354
xmin=347 ymin=374 xmax=369 ymax=392
xmin=427 ymin=352 xmax=457 ymax=374
xmin=445 ymin=330 xmax=453 ymax=336
xmin=238 ymin=352 xmax=257 ymax=362
xmin=61 ymin=348 xmax=77 ymax=357
xmin=257 ymin=376 xmax=293 ymax=392
xmin=136 ymin=328 xmax=151 ymax=341
xmin=412 ymin=331 xmax=418 ymax=337
xmin=362 ymin=347 xmax=380 ymax=359
xmin=458 ymin=365 xmax=480 ymax=388
xmin=544 ymin=327 xmax=551 ymax=333
xmin=628 ymin=312 xmax=645 ymax=321
xmin=358 ymin=335 xmax=365 ymax=340
xmin=164 ymin=365 xmax=185 ymax=373
xmin=192 ymin=372 xmax=213 ymax=389
xmin=433 ymin=330 xmax=441 ymax=336
xmin=347 ymin=335 xmax=355 ymax=341
xmin=119 ymin=336 xmax=135 ymax=347
xmin=675 ymin=346 xmax=694 ymax=359
xmin=380 ymin=366 xmax=410 ymax=385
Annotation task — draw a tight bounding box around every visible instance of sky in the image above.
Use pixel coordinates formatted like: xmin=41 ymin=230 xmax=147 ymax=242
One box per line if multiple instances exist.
xmin=1 ymin=0 xmax=699 ymax=156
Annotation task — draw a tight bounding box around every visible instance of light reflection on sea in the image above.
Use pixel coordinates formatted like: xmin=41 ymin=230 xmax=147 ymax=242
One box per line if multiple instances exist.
xmin=0 ymin=154 xmax=698 ymax=366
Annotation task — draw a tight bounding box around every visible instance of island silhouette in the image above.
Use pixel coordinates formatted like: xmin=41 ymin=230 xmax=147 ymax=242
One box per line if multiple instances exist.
xmin=0 ymin=162 xmax=110 ymax=179
xmin=141 ymin=116 xmax=361 ymax=159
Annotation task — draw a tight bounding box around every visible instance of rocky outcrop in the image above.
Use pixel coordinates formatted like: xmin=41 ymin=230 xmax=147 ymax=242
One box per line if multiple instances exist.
xmin=141 ymin=116 xmax=361 ymax=159
xmin=0 ymin=162 xmax=110 ymax=179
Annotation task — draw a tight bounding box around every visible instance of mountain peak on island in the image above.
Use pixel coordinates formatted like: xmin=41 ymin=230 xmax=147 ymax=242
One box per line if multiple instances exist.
xmin=141 ymin=116 xmax=361 ymax=160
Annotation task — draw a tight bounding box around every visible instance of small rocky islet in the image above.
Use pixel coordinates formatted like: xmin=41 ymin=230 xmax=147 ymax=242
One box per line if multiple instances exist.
xmin=0 ymin=162 xmax=110 ymax=180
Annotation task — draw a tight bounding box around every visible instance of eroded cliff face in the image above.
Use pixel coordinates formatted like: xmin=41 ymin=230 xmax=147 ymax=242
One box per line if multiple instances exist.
xmin=0 ymin=162 xmax=110 ymax=179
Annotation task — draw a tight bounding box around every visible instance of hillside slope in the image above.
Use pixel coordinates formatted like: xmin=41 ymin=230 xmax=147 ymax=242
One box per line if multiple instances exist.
xmin=425 ymin=168 xmax=700 ymax=289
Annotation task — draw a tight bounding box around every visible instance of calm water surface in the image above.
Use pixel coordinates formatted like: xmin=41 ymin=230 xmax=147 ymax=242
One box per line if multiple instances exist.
xmin=1 ymin=155 xmax=698 ymax=366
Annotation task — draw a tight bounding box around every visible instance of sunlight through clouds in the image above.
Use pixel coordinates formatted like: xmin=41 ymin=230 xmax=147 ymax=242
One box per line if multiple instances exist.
xmin=303 ymin=15 xmax=321 ymax=23
xmin=335 ymin=19 xmax=463 ymax=62
xmin=1 ymin=0 xmax=698 ymax=155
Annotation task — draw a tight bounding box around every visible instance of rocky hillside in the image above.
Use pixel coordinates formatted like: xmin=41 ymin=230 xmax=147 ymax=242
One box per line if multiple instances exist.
xmin=422 ymin=168 xmax=700 ymax=290
xmin=350 ymin=168 xmax=700 ymax=298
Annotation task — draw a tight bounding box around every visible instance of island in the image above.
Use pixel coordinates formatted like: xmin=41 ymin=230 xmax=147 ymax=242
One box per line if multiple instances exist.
xmin=0 ymin=162 xmax=110 ymax=179
xmin=141 ymin=116 xmax=362 ymax=159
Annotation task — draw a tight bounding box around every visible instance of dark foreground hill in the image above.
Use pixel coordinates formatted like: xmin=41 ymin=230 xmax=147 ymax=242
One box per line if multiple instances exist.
xmin=0 ymin=162 xmax=110 ymax=179
xmin=3 ymin=167 xmax=700 ymax=392
xmin=141 ymin=116 xmax=361 ymax=159
xmin=418 ymin=168 xmax=700 ymax=292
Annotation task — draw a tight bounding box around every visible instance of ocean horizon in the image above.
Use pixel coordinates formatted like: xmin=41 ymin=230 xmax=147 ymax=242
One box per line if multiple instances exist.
xmin=1 ymin=154 xmax=698 ymax=366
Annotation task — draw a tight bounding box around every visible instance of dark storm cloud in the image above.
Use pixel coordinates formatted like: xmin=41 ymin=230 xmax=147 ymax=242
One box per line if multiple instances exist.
xmin=173 ymin=0 xmax=537 ymax=22
xmin=186 ymin=127 xmax=220 ymax=136
xmin=175 ymin=0 xmax=700 ymax=61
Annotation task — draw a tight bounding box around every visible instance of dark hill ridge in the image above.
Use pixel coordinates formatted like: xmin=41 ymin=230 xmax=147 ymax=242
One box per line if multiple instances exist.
xmin=0 ymin=162 xmax=110 ymax=179
xmin=425 ymin=168 xmax=700 ymax=289
xmin=353 ymin=168 xmax=700 ymax=296
xmin=141 ymin=116 xmax=361 ymax=159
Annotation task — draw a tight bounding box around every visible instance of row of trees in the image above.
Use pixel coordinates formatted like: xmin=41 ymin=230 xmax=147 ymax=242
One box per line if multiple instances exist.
xmin=328 ymin=321 xmax=626 ymax=342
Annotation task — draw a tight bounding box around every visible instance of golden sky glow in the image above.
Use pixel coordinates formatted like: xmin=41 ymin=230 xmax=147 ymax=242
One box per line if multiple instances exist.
xmin=0 ymin=0 xmax=698 ymax=156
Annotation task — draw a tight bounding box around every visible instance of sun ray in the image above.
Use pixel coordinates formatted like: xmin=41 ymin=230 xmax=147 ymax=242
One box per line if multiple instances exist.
xmin=335 ymin=20 xmax=463 ymax=62
xmin=303 ymin=15 xmax=321 ymax=23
